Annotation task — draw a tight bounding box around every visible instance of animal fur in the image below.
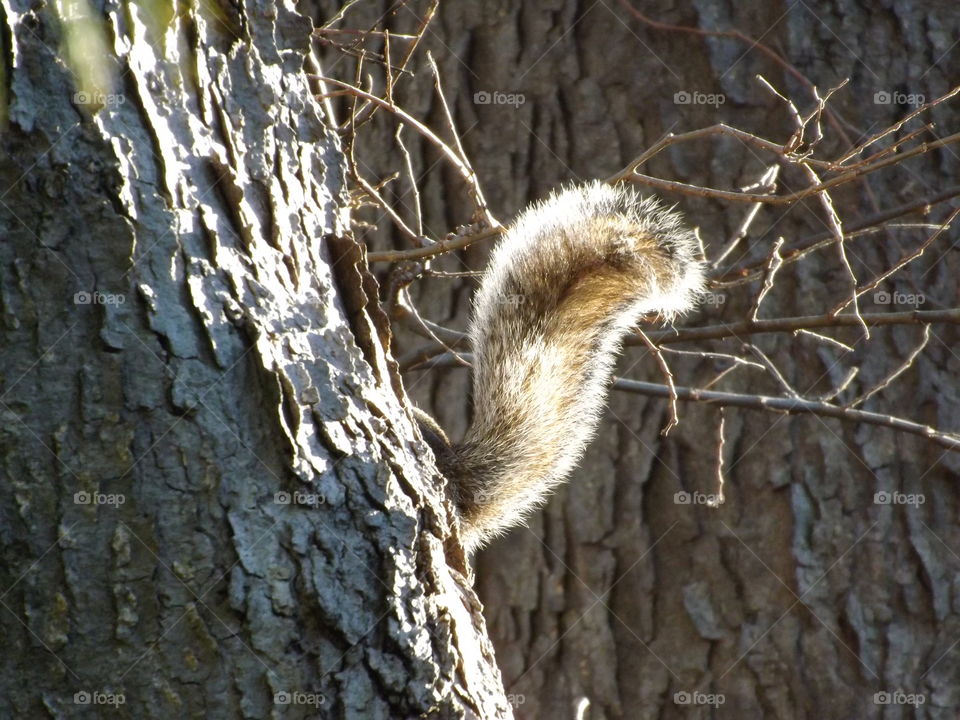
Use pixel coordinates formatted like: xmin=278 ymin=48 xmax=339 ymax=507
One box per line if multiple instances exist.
xmin=423 ymin=181 xmax=705 ymax=552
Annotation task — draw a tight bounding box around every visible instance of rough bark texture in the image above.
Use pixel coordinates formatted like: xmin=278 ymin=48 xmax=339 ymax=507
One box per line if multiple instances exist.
xmin=316 ymin=1 xmax=960 ymax=718
xmin=0 ymin=0 xmax=509 ymax=718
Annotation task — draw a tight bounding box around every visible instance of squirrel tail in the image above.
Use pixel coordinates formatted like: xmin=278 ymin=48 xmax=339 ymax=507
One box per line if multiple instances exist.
xmin=437 ymin=181 xmax=705 ymax=551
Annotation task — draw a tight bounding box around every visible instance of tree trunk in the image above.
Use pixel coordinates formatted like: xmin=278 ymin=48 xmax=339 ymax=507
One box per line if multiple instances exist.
xmin=0 ymin=0 xmax=508 ymax=717
xmin=317 ymin=1 xmax=960 ymax=718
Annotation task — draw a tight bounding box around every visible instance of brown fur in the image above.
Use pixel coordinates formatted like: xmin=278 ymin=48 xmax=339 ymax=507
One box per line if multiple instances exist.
xmin=419 ymin=182 xmax=705 ymax=552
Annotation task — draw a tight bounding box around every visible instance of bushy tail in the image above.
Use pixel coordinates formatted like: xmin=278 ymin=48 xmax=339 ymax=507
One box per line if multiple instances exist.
xmin=440 ymin=181 xmax=705 ymax=551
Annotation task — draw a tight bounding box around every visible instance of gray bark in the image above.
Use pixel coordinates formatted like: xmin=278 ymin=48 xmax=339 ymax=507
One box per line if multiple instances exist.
xmin=317 ymin=1 xmax=960 ymax=718
xmin=0 ymin=0 xmax=507 ymax=717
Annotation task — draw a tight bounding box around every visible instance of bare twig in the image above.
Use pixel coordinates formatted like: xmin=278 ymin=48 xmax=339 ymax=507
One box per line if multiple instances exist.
xmin=314 ymin=29 xmax=419 ymax=40
xmin=613 ymin=378 xmax=960 ymax=452
xmin=425 ymin=52 xmax=496 ymax=228
xmin=847 ymin=325 xmax=931 ymax=408
xmin=796 ymin=329 xmax=855 ymax=354
xmin=403 ymin=352 xmax=960 ymax=452
xmin=394 ymin=290 xmax=471 ymax=370
xmin=356 ymin=173 xmax=423 ymax=244
xmin=749 ymin=237 xmax=784 ymax=320
xmin=757 ymin=76 xmax=868 ymax=335
xmin=606 ymin=124 xmax=799 ymax=184
xmin=710 ymin=165 xmax=779 ymax=269
xmin=830 ymin=207 xmax=960 ymax=316
xmin=817 ymin=366 xmax=859 ymax=402
xmin=713 ymin=409 xmax=727 ymax=507
xmin=366 ymin=224 xmax=503 ymax=263
xmin=395 ymin=309 xmax=960 ymax=354
xmin=324 ymin=0 xmax=438 ymax=128
xmin=743 ymin=343 xmax=800 ymax=398
xmin=702 ymin=365 xmax=741 ymax=390
xmin=638 ymin=329 xmax=679 ymax=434
xmin=715 ymin=186 xmax=960 ymax=286
xmin=837 ymin=84 xmax=960 ymax=165
xmin=636 ymin=309 xmax=960 ymax=345
xmin=320 ymin=0 xmax=369 ymax=30
xmin=661 ymin=346 xmax=765 ymax=372
xmin=611 ymin=127 xmax=960 ymax=204
xmin=393 ymin=306 xmax=469 ymax=348
xmin=314 ymin=74 xmax=501 ymax=231
xmin=395 ymin=126 xmax=424 ymax=238
xmin=758 ymin=76 xmax=868 ymax=335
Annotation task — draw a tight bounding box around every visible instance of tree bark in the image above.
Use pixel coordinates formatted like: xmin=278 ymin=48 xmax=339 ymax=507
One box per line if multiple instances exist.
xmin=316 ymin=1 xmax=960 ymax=718
xmin=0 ymin=0 xmax=508 ymax=717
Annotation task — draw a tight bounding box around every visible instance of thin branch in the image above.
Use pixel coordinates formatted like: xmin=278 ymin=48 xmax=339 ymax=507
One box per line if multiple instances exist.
xmin=606 ymin=124 xmax=799 ymax=184
xmin=320 ymin=0 xmax=372 ymax=30
xmin=714 ymin=186 xmax=960 ymax=286
xmin=634 ymin=309 xmax=960 ymax=345
xmin=839 ymin=123 xmax=934 ymax=171
xmin=425 ymin=51 xmax=496 ymax=228
xmin=403 ymin=353 xmax=960 ymax=452
xmin=701 ymin=365 xmax=741 ymax=390
xmin=710 ymin=165 xmax=779 ymax=269
xmin=749 ymin=237 xmax=784 ymax=320
xmin=366 ymin=224 xmax=503 ymax=263
xmin=757 ymin=76 xmax=869 ymax=335
xmin=395 ymin=309 xmax=960 ymax=354
xmin=743 ymin=343 xmax=800 ymax=398
xmin=613 ymin=378 xmax=960 ymax=452
xmin=313 ymin=74 xmax=502 ymax=230
xmin=817 ymin=366 xmax=859 ymax=402
xmin=394 ymin=291 xmax=471 ymax=370
xmin=837 ymin=84 xmax=960 ymax=165
xmin=366 ymin=159 xmax=960 ymax=266
xmin=395 ymin=126 xmax=423 ymax=238
xmin=613 ymin=128 xmax=960 ymax=204
xmin=637 ymin=329 xmax=679 ymax=434
xmin=661 ymin=346 xmax=765 ymax=371
xmin=830 ymin=207 xmax=960 ymax=316
xmin=314 ymin=29 xmax=419 ymax=40
xmin=393 ymin=306 xmax=469 ymax=348
xmin=355 ymin=173 xmax=422 ymax=244
xmin=847 ymin=325 xmax=930 ymax=409
xmin=796 ymin=329 xmax=854 ymax=354
xmin=330 ymin=0 xmax=439 ymax=128
xmin=713 ymin=409 xmax=727 ymax=507
xmin=757 ymin=76 xmax=870 ymax=334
